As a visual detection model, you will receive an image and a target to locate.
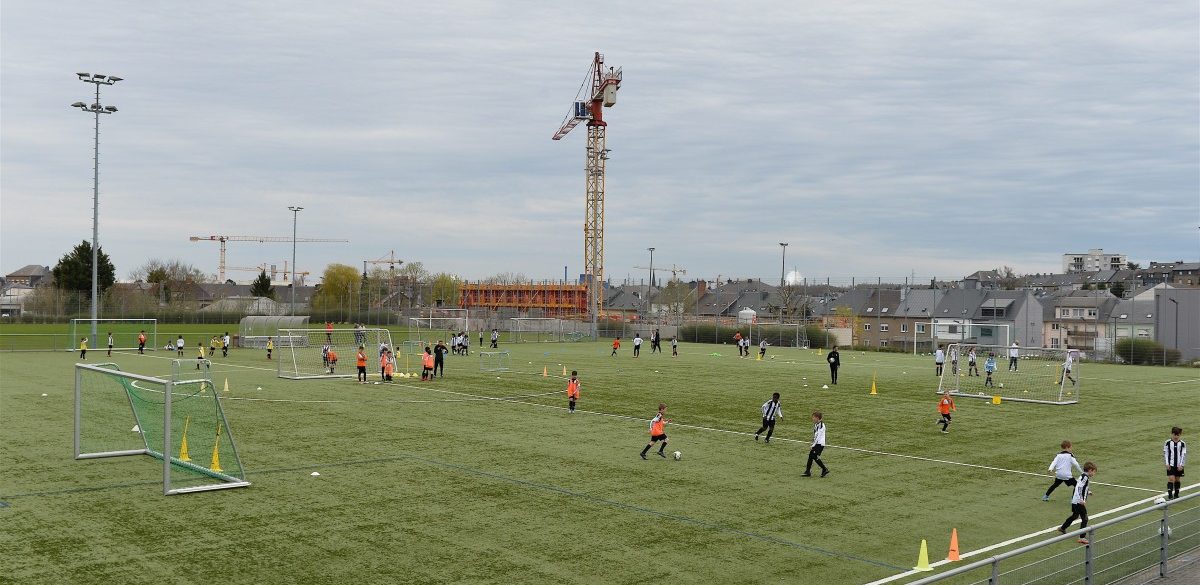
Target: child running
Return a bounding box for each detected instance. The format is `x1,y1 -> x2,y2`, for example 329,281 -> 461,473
802,411 -> 829,477
671,336 -> 678,357
611,337 -> 621,357
936,390 -> 957,433
639,403 -> 672,459
1058,462 -> 1097,544
566,371 -> 580,414
1059,349 -> 1077,387
754,393 -> 782,443
1044,440 -> 1084,501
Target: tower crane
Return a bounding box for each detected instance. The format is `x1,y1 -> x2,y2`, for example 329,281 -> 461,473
633,264 -> 687,283
553,51 -> 622,335
226,263 -> 311,284
361,250 -> 403,278
188,234 -> 349,282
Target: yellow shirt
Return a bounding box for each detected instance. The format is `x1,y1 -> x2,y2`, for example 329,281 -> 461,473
267,340 -> 274,350
80,339 -> 88,350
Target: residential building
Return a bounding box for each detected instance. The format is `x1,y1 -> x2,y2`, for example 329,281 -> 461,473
1154,287 -> 1200,362
1040,291 -> 1119,352
1063,249 -> 1126,273
4,265 -> 51,287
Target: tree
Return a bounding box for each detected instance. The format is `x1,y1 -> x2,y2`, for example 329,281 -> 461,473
995,265 -> 1021,290
654,279 -> 695,316
482,272 -> 528,285
1126,261 -> 1142,270
396,261 -> 429,283
51,240 -> 116,293
831,306 -> 862,346
310,264 -> 360,312
430,272 -> 461,307
129,258 -> 210,304
1109,281 -> 1126,298
250,270 -> 276,299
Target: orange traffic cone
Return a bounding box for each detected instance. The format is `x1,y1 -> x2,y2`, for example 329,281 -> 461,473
946,528 -> 961,561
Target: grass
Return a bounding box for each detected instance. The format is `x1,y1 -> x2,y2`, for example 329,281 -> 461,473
1,338 -> 1197,584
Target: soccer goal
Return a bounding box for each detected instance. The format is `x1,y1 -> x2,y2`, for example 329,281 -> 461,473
510,317 -> 566,343
71,318 -> 157,352
410,309 -> 469,343
74,360 -> 249,495
277,328 -> 394,379
479,351 -> 511,372
936,343 -> 1080,405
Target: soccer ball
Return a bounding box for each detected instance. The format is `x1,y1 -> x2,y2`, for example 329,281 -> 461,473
256,386 -> 263,391
1154,497 -> 1167,505
998,383 -> 1004,388
673,451 -> 682,461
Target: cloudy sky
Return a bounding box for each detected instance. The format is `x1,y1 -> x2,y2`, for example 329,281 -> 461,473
2,1 -> 1197,286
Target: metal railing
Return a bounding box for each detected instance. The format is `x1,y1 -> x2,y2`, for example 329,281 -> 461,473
905,492 -> 1198,585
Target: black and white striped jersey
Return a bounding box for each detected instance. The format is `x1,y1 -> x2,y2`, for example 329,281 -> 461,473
1164,439 -> 1187,468
760,400 -> 782,421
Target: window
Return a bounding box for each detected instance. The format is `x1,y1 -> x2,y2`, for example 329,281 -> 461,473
1087,309 -> 1097,317
901,323 -> 909,333
1050,338 -> 1060,348
1060,308 -> 1071,317
880,324 -> 889,332
1072,309 -> 1084,317
1136,328 -> 1150,338
880,340 -> 889,346
881,307 -> 889,313
979,327 -> 993,338
917,324 -> 926,333
1051,323 -> 1060,330
864,323 -> 871,331
981,307 -> 1006,318
948,325 -> 959,334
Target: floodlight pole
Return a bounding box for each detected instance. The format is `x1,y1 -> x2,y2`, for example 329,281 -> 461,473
73,73 -> 121,338
647,247 -> 655,318
1168,297 -> 1179,361
288,206 -> 304,315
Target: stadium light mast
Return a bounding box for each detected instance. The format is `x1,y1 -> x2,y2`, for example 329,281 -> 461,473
288,206 -> 304,315
647,247 -> 655,316
72,72 -> 122,339
779,243 -> 788,287
553,52 -> 622,339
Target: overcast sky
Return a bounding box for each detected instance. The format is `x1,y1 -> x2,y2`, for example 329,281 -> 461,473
2,1 -> 1197,286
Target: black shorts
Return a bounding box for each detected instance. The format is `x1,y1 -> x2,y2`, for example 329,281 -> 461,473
1168,466 -> 1185,477
968,361 -> 976,366
357,366 -> 367,374
650,433 -> 667,442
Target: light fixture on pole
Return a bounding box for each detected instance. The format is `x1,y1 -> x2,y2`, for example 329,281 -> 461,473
288,206 -> 304,315
647,247 -> 655,313
72,72 -> 122,339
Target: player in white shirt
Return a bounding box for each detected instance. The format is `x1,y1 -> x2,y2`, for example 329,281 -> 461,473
1165,427 -> 1187,500
632,334 -> 643,358
754,393 -> 783,443
802,411 -> 829,477
1059,350 -> 1077,386
934,346 -> 946,376
1058,461 -> 1097,544
1008,342 -> 1020,371
1044,440 -> 1084,501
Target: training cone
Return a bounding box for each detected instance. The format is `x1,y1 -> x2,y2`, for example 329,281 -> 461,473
223,378 -> 230,393
870,372 -> 878,395
991,395 -> 1002,405
913,539 -> 933,571
946,528 -> 961,562
543,367 -> 548,378
178,416 -> 192,462
210,424 -> 223,473
562,366 -> 567,376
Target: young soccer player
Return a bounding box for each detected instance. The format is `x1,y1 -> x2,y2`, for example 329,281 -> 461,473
325,321 -> 334,342
421,347 -> 434,381
651,329 -> 662,354
490,328 -> 499,348
1165,427 -> 1186,500
639,403 -> 672,459
356,346 -> 368,383
1008,341 -> 1020,371
222,332 -> 231,357
1044,440 -> 1083,501
321,343 -> 331,369
1059,349 -> 1077,387
754,392 -> 782,443
196,342 -> 205,369
949,345 -> 959,375
967,346 -> 979,377
984,352 -> 997,388
802,411 -> 829,477
828,346 -> 840,385
671,336 -> 678,357
176,335 -> 185,357
1058,462 -> 1097,544
611,337 -> 621,357
106,332 -> 114,357
266,337 -> 273,360
566,371 -> 580,413
209,336 -> 218,357
934,345 -> 946,376
936,390 -> 956,433
327,348 -> 338,374
137,330 -> 146,354
79,337 -> 88,359
633,334 -> 642,358
758,339 -> 768,359
382,351 -> 395,382
733,331 -> 744,356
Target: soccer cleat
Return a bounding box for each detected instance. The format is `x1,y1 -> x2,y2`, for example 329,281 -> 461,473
1042,495 -> 1050,501
941,429 -> 949,434
801,472 -> 812,477
763,438 -> 770,444
640,453 -> 647,460
754,434 -> 759,441
1058,528 -> 1066,535
820,469 -> 829,478
1077,538 -> 1089,545
657,451 -> 667,458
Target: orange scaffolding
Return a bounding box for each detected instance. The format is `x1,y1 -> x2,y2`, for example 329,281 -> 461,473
459,282 -> 589,317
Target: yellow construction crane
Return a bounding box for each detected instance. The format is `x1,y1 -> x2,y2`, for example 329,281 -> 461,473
554,51 -> 622,335
188,234 -> 348,282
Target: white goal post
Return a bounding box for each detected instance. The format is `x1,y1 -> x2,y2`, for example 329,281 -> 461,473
479,351 -> 511,372
277,328 -> 394,379
70,318 -> 157,352
936,343 -> 1080,405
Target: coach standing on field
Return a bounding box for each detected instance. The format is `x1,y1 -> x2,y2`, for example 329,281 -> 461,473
827,346 -> 841,385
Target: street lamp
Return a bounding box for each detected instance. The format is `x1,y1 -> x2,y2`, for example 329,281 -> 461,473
72,72 -> 122,339
647,247 -> 655,312
288,206 -> 304,315
779,243 -> 788,287
1168,297 -> 1179,363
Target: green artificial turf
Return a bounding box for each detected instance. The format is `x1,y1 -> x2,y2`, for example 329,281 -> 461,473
1,339 -> 1196,584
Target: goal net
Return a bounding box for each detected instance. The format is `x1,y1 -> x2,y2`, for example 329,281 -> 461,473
74,361 -> 249,495
936,343 -> 1080,405
410,309 -> 469,343
277,328 -> 394,379
71,318 -> 157,352
915,322 -> 1011,354
479,351 -> 511,372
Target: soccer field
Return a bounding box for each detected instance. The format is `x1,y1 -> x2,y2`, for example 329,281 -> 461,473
1,341 -> 1197,584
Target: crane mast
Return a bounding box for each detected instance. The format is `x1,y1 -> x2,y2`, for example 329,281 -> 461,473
554,52 -> 622,336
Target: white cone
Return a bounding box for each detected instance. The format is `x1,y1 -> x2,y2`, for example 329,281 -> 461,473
41,393 -> 48,397
821,385 -> 829,389
310,471 -> 321,476
131,425 -> 140,432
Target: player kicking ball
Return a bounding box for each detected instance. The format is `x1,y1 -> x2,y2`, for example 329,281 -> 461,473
639,403 -> 672,459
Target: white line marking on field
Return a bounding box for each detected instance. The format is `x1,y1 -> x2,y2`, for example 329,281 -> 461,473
401,383 -> 1156,493
1160,378 -> 1200,385
862,483 -> 1198,585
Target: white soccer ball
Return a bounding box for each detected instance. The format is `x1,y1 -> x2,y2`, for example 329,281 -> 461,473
999,383 -> 1004,388
256,386 -> 263,391
673,451 -> 682,461
1160,526 -> 1173,537
1154,497 -> 1167,505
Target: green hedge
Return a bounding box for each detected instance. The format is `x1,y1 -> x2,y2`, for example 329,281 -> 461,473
1114,338 -> 1181,366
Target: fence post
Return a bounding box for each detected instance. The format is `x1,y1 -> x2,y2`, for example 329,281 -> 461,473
1159,506 -> 1169,577
989,559 -> 999,584
1084,528 -> 1095,585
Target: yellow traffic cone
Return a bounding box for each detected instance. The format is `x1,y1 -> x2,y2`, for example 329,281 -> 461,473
870,372 -> 878,395
913,539 -> 933,571
562,366 -> 567,376
210,423 -> 223,473
178,416 -> 191,462
543,367 -> 548,378
223,378 -> 230,393
946,528 -> 961,562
